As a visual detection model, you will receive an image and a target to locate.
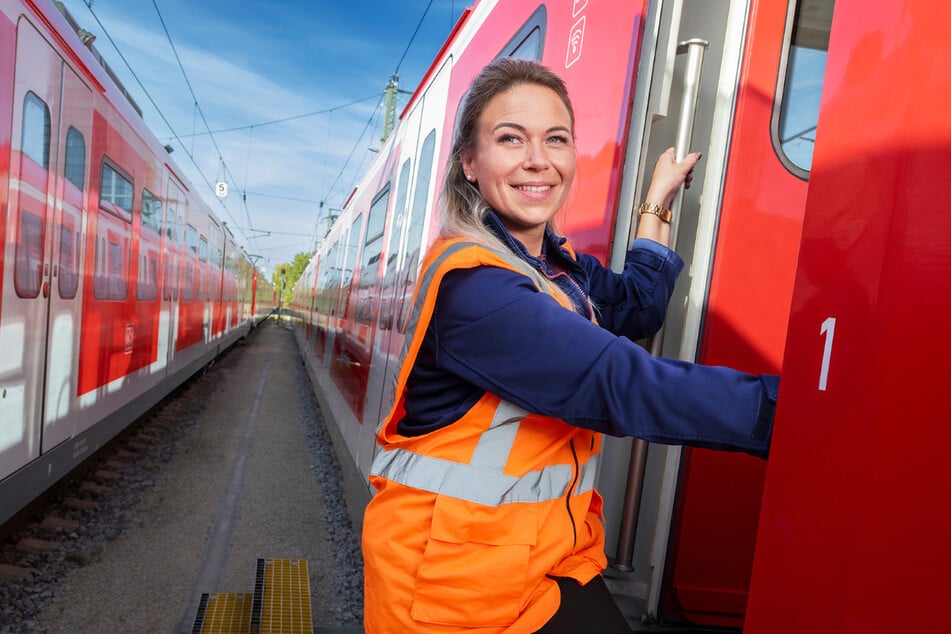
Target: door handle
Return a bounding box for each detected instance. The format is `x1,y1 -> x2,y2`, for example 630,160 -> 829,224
669,38 -> 709,246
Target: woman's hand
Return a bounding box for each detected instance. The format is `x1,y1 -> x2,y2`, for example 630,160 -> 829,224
634,148 -> 702,247
644,147 -> 702,209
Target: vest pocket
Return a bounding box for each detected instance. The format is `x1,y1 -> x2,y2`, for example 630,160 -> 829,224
411,495 -> 538,627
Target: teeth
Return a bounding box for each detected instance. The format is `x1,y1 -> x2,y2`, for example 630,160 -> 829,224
517,185 -> 550,192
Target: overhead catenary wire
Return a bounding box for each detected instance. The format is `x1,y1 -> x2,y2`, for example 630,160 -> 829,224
320,97 -> 386,210
317,0 -> 438,220
148,0 -> 258,243
162,94 -> 383,140
78,0 -> 457,264
392,0 -> 435,76
75,0 -> 255,251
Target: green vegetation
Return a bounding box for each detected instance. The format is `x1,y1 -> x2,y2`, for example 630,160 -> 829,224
272,251 -> 313,306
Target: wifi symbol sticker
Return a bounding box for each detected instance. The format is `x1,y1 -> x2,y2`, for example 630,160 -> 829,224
566,16 -> 586,68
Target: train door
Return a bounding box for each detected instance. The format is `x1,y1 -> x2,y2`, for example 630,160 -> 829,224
746,1 -> 950,630
603,0 -> 830,625
207,216 -> 223,340
161,176 -> 185,369
43,61 -> 92,450
0,18 -> 84,481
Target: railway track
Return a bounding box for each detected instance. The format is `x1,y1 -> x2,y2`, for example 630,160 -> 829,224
0,323 -> 365,634
0,363 -> 218,632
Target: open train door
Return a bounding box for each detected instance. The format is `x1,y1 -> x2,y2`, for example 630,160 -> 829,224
604,0 -> 833,626
746,0 -> 951,631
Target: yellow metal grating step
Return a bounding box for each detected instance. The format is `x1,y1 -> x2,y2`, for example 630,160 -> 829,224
191,593 -> 254,634
251,558 -> 313,634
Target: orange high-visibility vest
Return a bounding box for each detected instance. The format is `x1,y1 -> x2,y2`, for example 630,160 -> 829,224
363,238 -> 606,633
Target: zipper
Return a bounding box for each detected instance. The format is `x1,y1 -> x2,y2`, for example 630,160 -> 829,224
544,269 -> 596,321
566,438 -> 580,548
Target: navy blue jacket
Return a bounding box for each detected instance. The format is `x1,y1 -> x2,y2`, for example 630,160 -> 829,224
399,211 -> 778,458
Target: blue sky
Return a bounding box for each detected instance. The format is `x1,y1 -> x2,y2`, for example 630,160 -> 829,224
56,0 -> 467,275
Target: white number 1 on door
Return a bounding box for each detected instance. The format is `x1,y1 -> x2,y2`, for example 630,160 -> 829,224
819,317 -> 836,391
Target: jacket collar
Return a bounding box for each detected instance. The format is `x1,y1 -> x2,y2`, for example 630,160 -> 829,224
483,210 -> 576,271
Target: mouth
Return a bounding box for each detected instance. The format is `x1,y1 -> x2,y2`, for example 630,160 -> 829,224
513,184 -> 554,193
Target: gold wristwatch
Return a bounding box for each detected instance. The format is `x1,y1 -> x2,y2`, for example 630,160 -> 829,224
637,202 -> 672,223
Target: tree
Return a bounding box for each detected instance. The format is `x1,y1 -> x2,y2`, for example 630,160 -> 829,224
271,251 -> 314,306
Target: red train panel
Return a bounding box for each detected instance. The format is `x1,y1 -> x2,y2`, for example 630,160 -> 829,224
746,1 -> 951,631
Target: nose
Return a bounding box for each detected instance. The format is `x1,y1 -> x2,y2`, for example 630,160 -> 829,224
522,139 -> 549,170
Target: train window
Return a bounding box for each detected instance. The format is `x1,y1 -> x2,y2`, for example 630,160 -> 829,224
387,158 -> 412,273
404,130 -> 437,280
186,225 -> 198,254
394,130 -> 437,332
337,217 -> 362,315
100,161 -> 134,218
165,183 -> 185,243
14,211 -> 44,298
22,92 -> 50,168
501,5 -> 546,61
141,189 -> 162,235
774,0 -> 835,175
182,261 -> 194,301
58,216 -> 80,299
362,188 -> 389,287
93,226 -> 128,300
356,187 -> 390,325
64,127 -> 86,189
318,242 -> 339,315
137,251 -> 158,301
199,237 -> 209,300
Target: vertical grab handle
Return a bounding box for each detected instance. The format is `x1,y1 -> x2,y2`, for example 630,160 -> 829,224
615,37 -> 710,573
669,38 -> 709,249
649,37 -> 708,357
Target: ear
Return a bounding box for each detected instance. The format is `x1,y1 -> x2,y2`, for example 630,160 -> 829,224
461,151 -> 475,180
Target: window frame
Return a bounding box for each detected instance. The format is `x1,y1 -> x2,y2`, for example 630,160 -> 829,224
770,0 -> 835,179
99,158 -> 134,221
22,91 -> 51,169
64,126 -> 86,190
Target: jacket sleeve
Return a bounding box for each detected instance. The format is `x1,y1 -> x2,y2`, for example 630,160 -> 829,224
429,265 -> 777,458
577,238 -> 684,339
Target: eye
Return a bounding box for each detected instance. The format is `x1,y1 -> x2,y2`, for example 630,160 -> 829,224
547,134 -> 571,145
497,133 -> 523,145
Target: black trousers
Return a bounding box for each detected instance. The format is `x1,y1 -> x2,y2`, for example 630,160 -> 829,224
534,576 -> 633,633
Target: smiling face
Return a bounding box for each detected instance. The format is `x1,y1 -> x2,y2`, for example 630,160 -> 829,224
461,83 -> 576,255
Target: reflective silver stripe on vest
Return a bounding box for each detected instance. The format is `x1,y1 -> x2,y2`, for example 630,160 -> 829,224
576,452 -> 600,495
370,399 -> 599,506
371,445 -> 576,506
469,400 -> 527,472
374,240 -> 595,506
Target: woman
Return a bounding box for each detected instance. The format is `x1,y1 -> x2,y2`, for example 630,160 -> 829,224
362,58 -> 778,633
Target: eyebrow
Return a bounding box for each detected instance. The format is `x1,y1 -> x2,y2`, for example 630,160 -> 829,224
491,122 -> 572,135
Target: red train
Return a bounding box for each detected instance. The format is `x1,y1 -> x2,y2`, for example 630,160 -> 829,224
0,0 -> 273,527
292,0 -> 951,630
